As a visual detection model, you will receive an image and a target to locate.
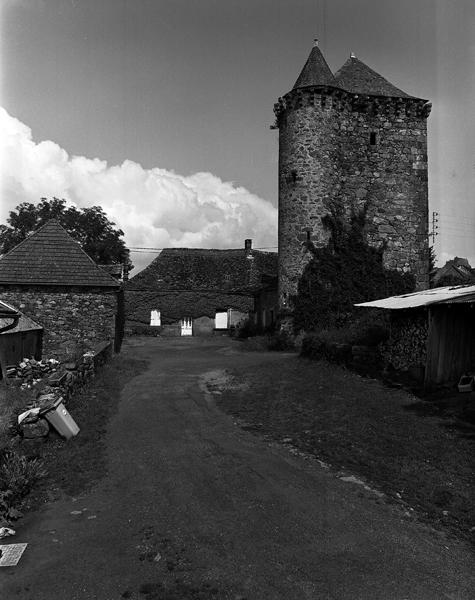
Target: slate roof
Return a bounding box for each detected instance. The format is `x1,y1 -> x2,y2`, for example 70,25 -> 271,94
127,247 -> 278,294
334,56 -> 412,98
0,219 -> 119,287
293,43 -> 339,90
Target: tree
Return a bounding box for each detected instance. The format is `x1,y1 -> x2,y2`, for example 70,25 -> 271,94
0,198 -> 132,270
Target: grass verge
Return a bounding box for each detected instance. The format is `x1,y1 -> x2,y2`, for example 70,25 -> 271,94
1,353 -> 148,515
215,355 -> 475,543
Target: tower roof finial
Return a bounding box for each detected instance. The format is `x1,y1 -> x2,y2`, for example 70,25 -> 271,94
313,38 -> 319,47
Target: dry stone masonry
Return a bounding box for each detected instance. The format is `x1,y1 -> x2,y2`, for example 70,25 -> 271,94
274,44 -> 431,310
0,287 -> 117,358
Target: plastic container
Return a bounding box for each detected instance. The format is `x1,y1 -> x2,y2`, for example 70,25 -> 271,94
43,398 -> 80,439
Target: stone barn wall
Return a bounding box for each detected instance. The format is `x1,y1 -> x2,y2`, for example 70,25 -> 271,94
0,286 -> 118,359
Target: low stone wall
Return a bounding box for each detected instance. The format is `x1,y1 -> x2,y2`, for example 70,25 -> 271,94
17,341 -> 113,440
0,286 -> 118,359
11,341 -> 112,398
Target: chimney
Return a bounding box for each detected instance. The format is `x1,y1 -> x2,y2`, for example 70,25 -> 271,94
244,239 -> 252,252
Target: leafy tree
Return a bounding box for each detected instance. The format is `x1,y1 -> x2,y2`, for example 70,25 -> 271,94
0,198 -> 132,270
292,204 -> 415,332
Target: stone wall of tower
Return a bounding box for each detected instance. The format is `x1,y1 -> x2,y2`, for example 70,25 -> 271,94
276,88 -> 431,309
277,90 -> 340,307
335,96 -> 430,289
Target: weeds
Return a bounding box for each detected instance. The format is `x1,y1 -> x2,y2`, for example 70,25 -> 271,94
0,448 -> 46,521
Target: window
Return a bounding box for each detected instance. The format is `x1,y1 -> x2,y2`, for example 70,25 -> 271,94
215,311 -> 228,329
150,310 -> 161,326
370,131 -> 377,146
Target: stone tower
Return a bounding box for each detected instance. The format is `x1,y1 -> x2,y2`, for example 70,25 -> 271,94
274,41 -> 431,313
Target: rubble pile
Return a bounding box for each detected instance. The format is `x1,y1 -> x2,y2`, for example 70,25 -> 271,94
6,358 -> 60,389
8,343 -> 111,440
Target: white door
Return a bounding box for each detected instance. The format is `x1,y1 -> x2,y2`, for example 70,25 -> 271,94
181,317 -> 193,336
150,310 -> 161,326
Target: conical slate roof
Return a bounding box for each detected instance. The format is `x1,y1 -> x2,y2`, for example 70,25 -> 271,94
334,56 -> 411,98
293,43 -> 339,90
0,219 -> 119,287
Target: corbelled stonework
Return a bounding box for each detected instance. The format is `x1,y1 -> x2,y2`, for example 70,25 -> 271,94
275,48 -> 431,310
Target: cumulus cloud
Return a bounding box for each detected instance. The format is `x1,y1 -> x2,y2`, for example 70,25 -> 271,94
0,107 -> 277,273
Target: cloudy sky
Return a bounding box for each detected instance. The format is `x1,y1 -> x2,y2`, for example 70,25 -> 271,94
1,0 -> 474,272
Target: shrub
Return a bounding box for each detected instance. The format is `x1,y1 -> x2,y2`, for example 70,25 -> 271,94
347,310 -> 389,346
234,318 -> 258,339
266,330 -> 295,351
301,330 -> 352,364
0,448 -> 46,508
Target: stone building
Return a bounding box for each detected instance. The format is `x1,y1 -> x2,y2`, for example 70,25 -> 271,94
0,219 -> 123,358
125,240 -> 277,336
274,42 -> 432,312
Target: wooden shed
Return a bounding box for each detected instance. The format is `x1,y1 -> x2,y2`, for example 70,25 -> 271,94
0,302 -> 43,366
356,284 -> 475,388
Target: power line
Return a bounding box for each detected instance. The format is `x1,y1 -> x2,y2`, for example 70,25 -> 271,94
128,246 -> 278,253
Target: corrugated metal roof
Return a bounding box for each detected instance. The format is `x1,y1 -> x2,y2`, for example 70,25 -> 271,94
355,284 -> 475,310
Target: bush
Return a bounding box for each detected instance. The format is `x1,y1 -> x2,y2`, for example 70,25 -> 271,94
347,310 -> 389,346
266,330 -> 295,351
301,330 -> 352,364
234,318 -> 258,339
0,448 -> 46,510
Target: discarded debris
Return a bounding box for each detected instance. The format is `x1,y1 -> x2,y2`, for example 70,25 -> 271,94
0,543 -> 28,567
0,528 -> 15,539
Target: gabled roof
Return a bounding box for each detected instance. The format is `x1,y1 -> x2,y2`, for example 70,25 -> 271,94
127,247 -> 278,294
433,257 -> 475,286
334,56 -> 412,98
0,219 -> 119,287
355,284 -> 475,310
293,43 -> 339,90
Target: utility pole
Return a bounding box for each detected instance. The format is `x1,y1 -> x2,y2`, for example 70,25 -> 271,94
429,211 -> 439,244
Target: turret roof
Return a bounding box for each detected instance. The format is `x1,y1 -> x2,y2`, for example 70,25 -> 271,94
334,56 -> 412,98
293,42 -> 339,90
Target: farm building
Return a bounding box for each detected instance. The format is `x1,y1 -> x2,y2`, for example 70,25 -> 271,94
125,240 -> 277,336
0,219 -> 123,359
356,285 -> 475,387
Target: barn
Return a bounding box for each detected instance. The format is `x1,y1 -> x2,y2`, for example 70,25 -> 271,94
125,240 -> 277,336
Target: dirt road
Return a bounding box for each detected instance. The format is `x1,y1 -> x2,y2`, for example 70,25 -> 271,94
2,337 -> 474,599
